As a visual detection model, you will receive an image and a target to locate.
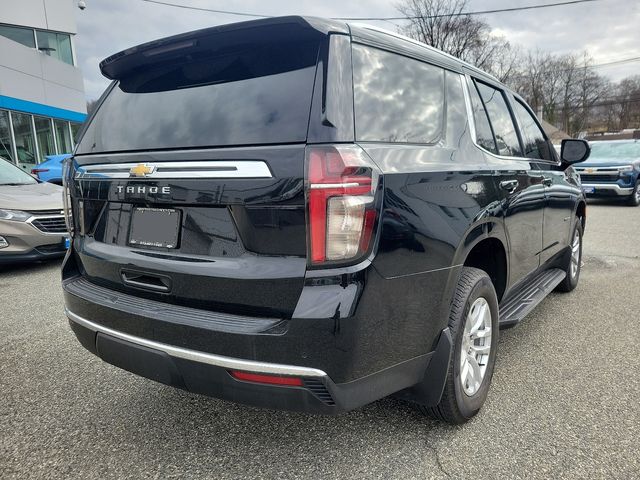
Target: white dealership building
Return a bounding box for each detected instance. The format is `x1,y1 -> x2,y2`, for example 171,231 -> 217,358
0,0 -> 86,172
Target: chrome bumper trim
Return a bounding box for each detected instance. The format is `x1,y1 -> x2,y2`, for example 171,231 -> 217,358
65,309 -> 327,378
581,183 -> 634,195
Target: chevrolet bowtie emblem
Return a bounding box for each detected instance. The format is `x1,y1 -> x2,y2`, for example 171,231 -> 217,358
129,163 -> 156,177
585,168 -> 595,173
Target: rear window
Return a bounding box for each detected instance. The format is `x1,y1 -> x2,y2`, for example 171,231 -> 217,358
77,40 -> 320,154
352,44 -> 445,144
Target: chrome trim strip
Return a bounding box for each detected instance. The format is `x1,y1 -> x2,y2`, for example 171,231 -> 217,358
581,183 -> 634,195
75,161 -> 273,179
65,309 -> 328,378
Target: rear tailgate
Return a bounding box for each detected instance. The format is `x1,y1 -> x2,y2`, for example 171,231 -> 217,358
68,20 -> 328,318
71,146 -> 306,318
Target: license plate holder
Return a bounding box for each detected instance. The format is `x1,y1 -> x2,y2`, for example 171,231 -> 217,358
129,207 -> 181,249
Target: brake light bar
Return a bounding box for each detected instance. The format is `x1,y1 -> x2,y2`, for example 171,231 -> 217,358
230,370 -> 304,387
306,145 -> 380,266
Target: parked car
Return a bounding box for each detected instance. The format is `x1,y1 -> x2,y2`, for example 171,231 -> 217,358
0,159 -> 69,263
32,154 -> 71,185
62,17 -> 590,424
574,140 -> 640,206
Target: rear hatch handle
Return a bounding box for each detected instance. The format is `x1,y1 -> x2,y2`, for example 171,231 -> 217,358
121,269 -> 172,293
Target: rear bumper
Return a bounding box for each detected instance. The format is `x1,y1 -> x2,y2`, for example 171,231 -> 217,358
581,183 -> 634,196
67,308 -> 442,414
62,237 -> 457,413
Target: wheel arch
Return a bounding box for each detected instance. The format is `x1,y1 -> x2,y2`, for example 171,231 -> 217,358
450,219 -> 509,302
575,200 -> 586,230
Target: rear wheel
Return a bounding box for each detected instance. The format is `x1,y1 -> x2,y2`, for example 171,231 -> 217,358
556,219 -> 583,292
420,267 -> 499,424
627,180 -> 640,206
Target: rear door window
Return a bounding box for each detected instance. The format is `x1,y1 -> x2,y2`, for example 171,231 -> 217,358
474,80 -> 522,157
77,40 -> 320,154
468,80 -> 498,154
512,99 -> 554,161
352,44 -> 445,144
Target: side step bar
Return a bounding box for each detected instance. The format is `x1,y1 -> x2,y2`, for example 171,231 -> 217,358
499,268 -> 566,328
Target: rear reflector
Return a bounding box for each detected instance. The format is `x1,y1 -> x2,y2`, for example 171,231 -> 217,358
306,145 -> 380,265
230,370 -> 304,387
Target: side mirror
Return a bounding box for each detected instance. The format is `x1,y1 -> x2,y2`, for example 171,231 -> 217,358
561,139 -> 590,166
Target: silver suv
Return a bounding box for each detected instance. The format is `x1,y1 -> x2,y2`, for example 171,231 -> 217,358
0,159 -> 68,263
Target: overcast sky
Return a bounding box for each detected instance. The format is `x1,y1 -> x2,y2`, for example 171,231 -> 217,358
75,0 -> 640,100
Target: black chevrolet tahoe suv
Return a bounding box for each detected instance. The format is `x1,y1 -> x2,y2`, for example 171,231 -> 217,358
62,17 -> 591,424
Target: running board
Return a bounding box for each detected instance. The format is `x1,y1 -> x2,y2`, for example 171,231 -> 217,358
498,268 -> 566,328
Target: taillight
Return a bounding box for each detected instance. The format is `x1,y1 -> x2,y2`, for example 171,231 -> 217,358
306,145 -> 380,266
31,168 -> 49,176
62,157 -> 74,236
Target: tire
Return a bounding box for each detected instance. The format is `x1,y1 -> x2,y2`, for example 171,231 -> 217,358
626,180 -> 640,206
420,267 -> 499,424
555,219 -> 583,293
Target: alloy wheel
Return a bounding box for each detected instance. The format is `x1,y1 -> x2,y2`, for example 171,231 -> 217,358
460,297 -> 492,396
570,228 -> 581,279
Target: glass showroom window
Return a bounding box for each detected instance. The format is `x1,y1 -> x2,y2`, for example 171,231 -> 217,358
0,110 -> 15,163
36,30 -> 73,65
34,116 -> 55,162
70,122 -> 82,145
54,119 -> 73,154
11,112 -> 37,171
0,24 -> 36,48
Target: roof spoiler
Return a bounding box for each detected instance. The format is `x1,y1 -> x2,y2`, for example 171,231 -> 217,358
99,16 -> 348,80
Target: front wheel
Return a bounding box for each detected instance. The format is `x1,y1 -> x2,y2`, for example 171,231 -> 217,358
627,180 -> 640,206
420,267 -> 499,424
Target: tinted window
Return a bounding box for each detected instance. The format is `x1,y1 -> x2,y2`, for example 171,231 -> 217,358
70,122 -> 82,145
352,44 -> 444,144
77,41 -> 319,154
0,25 -> 35,48
36,31 -> 73,65
0,110 -> 14,162
34,116 -> 55,162
54,119 -> 73,154
11,112 -> 37,171
475,81 -> 521,157
468,79 -> 497,154
512,99 -> 553,161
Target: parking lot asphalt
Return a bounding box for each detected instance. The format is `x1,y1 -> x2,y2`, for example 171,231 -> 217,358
1,200 -> 639,480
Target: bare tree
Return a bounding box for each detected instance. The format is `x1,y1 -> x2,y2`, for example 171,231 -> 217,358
511,52 -> 609,136
616,76 -> 640,129
396,0 -> 518,83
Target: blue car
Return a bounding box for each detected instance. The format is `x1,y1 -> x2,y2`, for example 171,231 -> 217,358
574,140 -> 640,206
31,154 -> 71,185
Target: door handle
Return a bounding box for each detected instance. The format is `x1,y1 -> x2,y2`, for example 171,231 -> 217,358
542,177 -> 553,187
499,179 -> 519,193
